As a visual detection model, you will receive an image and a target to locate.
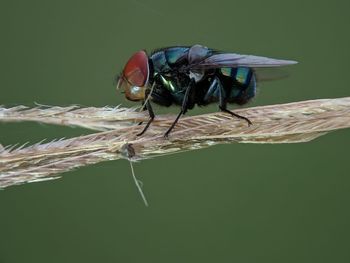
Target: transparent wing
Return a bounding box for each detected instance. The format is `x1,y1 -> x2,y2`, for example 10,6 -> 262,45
190,53 -> 298,69
254,68 -> 292,82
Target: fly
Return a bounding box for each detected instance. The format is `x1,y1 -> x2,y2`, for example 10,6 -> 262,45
115,44 -> 297,137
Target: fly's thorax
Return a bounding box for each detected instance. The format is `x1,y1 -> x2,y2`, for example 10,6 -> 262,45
150,47 -> 189,73
158,74 -> 177,93
148,71 -> 191,107
154,73 -> 189,94
151,51 -> 171,72
149,46 -> 212,95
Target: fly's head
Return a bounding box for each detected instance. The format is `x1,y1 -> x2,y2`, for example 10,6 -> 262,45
116,50 -> 150,101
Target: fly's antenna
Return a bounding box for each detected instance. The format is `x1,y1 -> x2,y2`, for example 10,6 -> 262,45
124,143 -> 149,207
115,76 -> 123,90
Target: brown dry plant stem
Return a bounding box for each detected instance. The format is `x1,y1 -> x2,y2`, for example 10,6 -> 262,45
0,104 -> 150,131
1,97 -> 350,189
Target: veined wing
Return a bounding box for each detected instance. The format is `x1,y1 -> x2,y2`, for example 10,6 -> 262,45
190,52 -> 298,69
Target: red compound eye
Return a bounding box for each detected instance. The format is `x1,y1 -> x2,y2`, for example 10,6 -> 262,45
123,50 -> 149,87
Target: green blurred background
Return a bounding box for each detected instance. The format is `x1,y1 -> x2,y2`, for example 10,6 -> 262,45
1,0 -> 350,262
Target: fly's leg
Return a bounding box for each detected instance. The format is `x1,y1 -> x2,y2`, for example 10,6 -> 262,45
219,106 -> 252,126
217,78 -> 252,126
137,101 -> 147,126
164,79 -> 195,138
137,90 -> 155,136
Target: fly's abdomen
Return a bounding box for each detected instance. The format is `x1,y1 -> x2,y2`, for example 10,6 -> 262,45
220,67 -> 257,105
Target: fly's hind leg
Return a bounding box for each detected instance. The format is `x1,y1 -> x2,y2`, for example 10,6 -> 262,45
217,78 -> 252,126
219,106 -> 252,126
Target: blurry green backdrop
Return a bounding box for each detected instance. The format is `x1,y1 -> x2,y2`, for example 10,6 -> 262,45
1,0 -> 350,262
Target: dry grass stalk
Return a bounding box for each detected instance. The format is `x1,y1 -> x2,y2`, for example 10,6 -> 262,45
1,97 -> 350,189
0,104 -> 149,131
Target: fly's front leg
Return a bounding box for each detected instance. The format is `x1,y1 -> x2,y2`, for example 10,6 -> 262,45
138,101 -> 147,126
137,90 -> 155,136
217,78 -> 252,126
164,78 -> 195,138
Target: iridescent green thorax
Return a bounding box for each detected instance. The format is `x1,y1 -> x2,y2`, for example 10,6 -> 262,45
159,75 -> 176,92
156,73 -> 189,105
151,47 -> 190,73
164,47 -> 189,64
